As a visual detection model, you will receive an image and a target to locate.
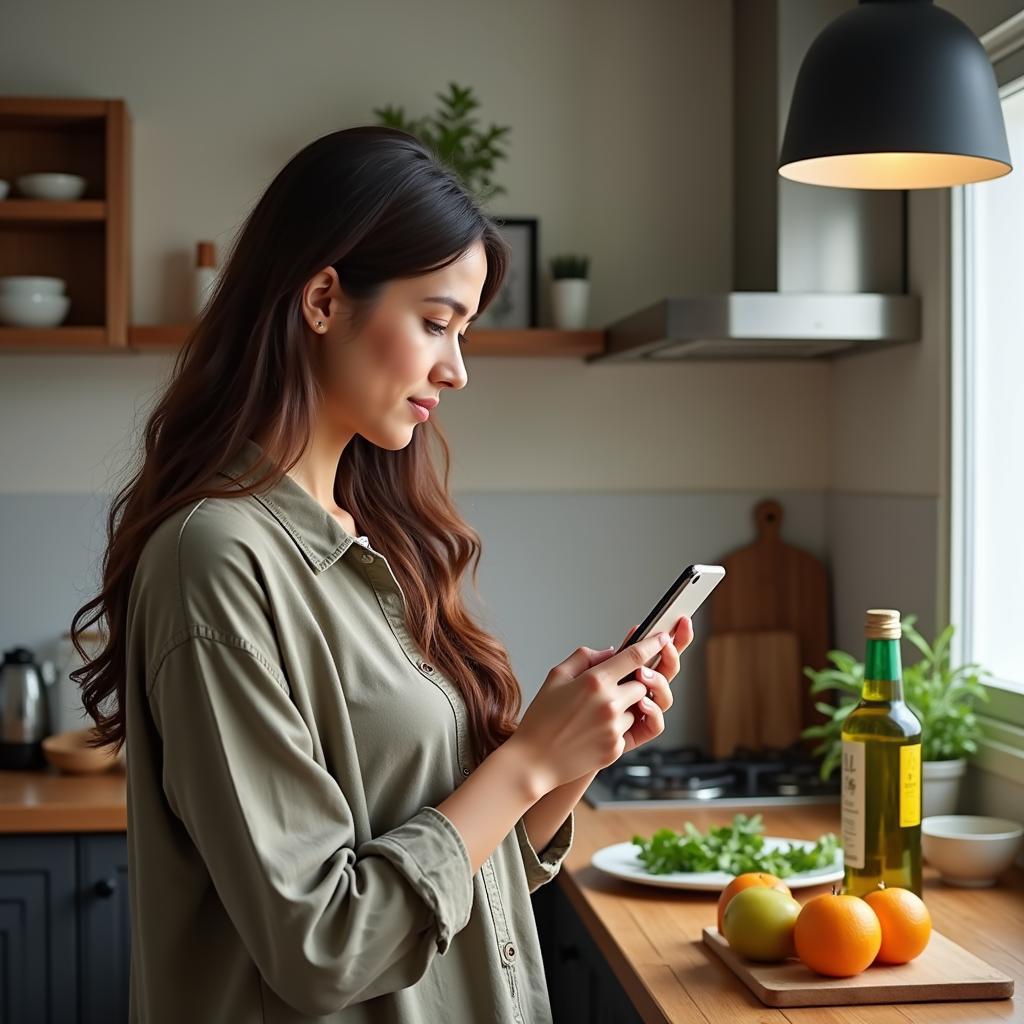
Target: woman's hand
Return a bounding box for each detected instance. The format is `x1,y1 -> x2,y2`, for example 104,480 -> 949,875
613,615 -> 693,753
508,631 -> 677,796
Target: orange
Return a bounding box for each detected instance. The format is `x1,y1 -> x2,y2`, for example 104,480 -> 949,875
793,893 -> 882,977
863,883 -> 932,964
717,872 -> 792,934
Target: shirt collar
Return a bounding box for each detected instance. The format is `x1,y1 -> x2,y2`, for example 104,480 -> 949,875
215,437 -> 356,573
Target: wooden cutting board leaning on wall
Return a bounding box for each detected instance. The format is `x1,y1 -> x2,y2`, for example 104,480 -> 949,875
705,630 -> 804,759
707,499 -> 832,747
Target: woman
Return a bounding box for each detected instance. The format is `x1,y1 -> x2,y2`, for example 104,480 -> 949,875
71,125 -> 693,1024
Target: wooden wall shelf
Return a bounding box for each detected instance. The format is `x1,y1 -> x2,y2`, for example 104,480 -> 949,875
0,325 -> 606,357
128,324 -> 607,358
0,99 -> 605,360
0,96 -> 131,345
0,326 -> 110,351
0,199 -> 107,224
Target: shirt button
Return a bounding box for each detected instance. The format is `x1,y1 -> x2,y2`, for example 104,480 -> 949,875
503,941 -> 516,960
420,662 -> 434,674
360,552 -> 374,564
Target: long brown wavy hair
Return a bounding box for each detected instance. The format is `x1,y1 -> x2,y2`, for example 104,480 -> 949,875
70,125 -> 518,764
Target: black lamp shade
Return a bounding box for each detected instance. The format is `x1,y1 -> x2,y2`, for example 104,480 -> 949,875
779,0 -> 1012,189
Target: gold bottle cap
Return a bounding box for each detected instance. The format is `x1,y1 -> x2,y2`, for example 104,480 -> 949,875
865,608 -> 901,639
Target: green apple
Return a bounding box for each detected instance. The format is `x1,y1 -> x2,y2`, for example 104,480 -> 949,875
722,886 -> 801,962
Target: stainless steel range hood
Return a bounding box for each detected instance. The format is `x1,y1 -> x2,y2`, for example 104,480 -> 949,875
588,0 -> 921,363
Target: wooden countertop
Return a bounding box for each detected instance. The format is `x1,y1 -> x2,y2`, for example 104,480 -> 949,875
560,800 -> 1024,1024
0,767 -> 126,832
1,768 -> 1021,1022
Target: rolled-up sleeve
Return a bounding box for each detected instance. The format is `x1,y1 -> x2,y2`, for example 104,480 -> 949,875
149,628 -> 474,1016
514,810 -> 574,893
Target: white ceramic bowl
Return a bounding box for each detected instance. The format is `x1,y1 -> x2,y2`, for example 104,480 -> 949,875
922,815 -> 1024,887
0,275 -> 66,296
16,172 -> 87,200
0,291 -> 70,327
0,179 -> 9,200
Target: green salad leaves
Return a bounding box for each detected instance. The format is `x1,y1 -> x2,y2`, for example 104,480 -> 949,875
631,813 -> 840,877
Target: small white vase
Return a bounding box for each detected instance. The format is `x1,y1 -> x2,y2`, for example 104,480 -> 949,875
551,278 -> 590,329
922,757 -> 967,818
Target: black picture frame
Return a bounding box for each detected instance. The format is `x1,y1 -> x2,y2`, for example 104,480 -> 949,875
474,216 -> 538,329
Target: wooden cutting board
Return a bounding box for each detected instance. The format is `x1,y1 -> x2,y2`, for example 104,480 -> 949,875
705,630 -> 803,758
702,927 -> 1014,1007
709,499 -> 832,732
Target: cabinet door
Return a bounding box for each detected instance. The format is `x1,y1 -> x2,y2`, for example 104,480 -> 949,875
0,834 -> 78,1024
533,881 -> 644,1024
77,834 -> 129,1024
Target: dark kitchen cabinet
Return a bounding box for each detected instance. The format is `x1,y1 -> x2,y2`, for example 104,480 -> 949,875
0,832 -> 129,1024
3,831 -> 626,1023
77,834 -> 131,1023
533,879 -> 643,1024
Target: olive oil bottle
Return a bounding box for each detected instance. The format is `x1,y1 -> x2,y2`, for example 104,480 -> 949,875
841,609 -> 923,897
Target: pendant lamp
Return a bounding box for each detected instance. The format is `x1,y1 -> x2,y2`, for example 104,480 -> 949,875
779,0 -> 1012,189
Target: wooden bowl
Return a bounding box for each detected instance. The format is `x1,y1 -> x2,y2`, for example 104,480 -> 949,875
42,727 -> 124,774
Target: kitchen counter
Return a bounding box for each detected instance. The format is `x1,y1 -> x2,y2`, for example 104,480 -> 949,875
0,766 -> 126,831
560,800 -> 1024,1023
2,769 -> 1020,1021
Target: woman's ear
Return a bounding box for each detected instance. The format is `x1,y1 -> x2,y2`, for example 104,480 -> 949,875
302,266 -> 347,334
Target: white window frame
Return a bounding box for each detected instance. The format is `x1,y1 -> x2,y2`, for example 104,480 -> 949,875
949,11 -> 1024,739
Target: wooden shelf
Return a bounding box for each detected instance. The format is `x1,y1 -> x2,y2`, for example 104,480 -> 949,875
0,324 -> 605,356
0,326 -> 116,351
129,324 -> 607,357
0,199 -> 107,224
0,95 -> 131,346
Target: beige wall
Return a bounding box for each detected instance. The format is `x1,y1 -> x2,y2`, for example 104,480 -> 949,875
826,1 -> 1022,501
828,188 -> 949,500
0,0 -> 838,497
0,0 -> 1018,506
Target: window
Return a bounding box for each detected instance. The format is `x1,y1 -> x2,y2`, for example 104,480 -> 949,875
951,32 -> 1024,746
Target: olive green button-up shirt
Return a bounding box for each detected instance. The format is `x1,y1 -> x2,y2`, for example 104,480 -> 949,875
124,437 -> 574,1023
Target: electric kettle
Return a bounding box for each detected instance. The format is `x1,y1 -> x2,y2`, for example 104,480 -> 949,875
0,647 -> 51,769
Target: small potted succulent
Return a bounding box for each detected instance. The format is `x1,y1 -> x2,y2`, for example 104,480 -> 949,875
802,615 -> 992,817
550,253 -> 590,329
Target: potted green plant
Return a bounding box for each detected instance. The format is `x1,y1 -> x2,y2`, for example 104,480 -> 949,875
801,614 -> 991,817
373,82 -> 511,205
550,253 -> 590,329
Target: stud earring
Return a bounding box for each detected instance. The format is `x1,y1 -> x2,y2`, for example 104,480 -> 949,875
314,320 -> 325,331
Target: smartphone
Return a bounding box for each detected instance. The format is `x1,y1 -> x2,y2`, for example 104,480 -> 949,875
616,563 -> 726,674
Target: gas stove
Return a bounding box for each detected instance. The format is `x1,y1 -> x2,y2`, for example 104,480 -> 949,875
583,744 -> 841,808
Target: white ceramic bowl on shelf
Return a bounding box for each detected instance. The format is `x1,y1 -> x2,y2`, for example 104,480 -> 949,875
15,172 -> 87,200
0,275 -> 66,296
0,291 -> 70,327
922,815 -> 1024,887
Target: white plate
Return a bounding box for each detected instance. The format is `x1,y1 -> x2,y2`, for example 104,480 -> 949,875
591,836 -> 844,891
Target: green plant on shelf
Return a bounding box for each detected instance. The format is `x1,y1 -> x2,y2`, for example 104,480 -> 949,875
373,82 -> 511,205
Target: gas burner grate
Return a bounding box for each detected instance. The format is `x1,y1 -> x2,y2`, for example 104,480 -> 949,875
588,743 -> 840,805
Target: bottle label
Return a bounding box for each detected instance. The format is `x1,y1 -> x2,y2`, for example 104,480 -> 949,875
900,743 -> 922,827
841,739 -> 865,869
